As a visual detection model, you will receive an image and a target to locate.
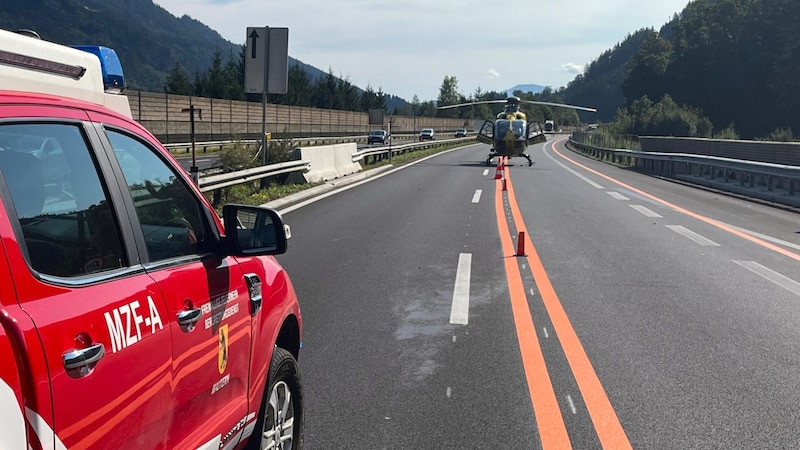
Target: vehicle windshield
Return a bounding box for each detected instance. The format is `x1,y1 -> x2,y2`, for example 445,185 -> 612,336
495,120 -> 525,138
369,130 -> 384,135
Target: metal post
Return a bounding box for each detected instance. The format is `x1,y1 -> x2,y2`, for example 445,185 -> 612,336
190,107 -> 197,183
260,28 -> 271,167
181,103 -> 201,184
261,93 -> 268,165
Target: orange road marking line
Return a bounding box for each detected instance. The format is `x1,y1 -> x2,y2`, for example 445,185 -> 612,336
504,167 -> 633,450
550,139 -> 800,263
495,176 -> 572,449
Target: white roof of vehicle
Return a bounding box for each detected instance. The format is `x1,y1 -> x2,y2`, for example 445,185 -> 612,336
0,28 -> 132,118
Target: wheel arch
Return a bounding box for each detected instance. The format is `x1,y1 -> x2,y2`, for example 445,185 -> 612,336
274,314 -> 301,360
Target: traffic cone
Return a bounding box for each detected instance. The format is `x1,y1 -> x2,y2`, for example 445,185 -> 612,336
516,231 -> 526,256
494,163 -> 503,180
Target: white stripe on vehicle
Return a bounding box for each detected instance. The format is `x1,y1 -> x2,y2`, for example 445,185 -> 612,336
0,378 -> 26,450
25,408 -> 67,450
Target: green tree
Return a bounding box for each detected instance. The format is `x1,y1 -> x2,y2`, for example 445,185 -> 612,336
614,94 -> 712,137
311,68 -> 338,109
222,48 -> 244,101
336,76 -> 361,111
417,101 -> 438,117
193,71 -> 208,97
284,63 -> 312,107
163,60 -> 194,95
437,75 -> 461,118
205,49 -> 226,99
622,31 -> 671,106
361,85 -> 387,112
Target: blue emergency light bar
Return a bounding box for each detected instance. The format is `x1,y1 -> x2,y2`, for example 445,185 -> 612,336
71,45 -> 126,93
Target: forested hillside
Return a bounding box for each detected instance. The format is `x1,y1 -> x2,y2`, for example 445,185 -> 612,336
562,29 -> 651,123
563,0 -> 800,139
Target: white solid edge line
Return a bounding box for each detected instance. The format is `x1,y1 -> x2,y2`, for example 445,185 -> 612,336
543,142 -> 604,189
277,144 -> 480,214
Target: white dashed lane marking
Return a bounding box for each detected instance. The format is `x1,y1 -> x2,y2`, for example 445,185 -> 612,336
472,190 -> 482,204
630,205 -> 663,218
449,253 -> 472,325
666,225 -> 720,247
734,261 -> 800,297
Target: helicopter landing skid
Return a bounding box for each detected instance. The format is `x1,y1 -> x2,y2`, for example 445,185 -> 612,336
523,154 -> 534,167
486,153 -> 534,167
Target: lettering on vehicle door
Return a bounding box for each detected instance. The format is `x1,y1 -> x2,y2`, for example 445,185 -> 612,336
104,296 -> 164,353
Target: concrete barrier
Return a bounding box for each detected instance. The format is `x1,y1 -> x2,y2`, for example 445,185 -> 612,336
331,143 -> 362,177
290,143 -> 363,183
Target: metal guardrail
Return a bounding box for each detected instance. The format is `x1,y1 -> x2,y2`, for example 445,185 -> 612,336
352,136 -> 475,164
197,160 -> 310,192
165,134 -> 422,155
568,135 -> 800,208
189,135 -> 472,192
165,139 -> 258,154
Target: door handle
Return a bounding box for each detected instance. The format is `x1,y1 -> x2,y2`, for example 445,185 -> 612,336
63,343 -> 105,371
177,308 -> 203,331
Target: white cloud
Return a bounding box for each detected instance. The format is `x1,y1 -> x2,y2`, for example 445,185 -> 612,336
486,69 -> 501,79
561,63 -> 584,75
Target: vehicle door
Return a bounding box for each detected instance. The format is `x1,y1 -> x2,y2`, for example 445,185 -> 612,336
0,111 -> 173,449
91,116 -> 253,450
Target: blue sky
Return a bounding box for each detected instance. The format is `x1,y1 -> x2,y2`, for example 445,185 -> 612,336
154,0 -> 691,102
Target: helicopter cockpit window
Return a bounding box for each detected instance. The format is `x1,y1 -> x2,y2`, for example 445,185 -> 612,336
495,120 -> 510,136
495,120 -> 526,138
512,120 -> 525,138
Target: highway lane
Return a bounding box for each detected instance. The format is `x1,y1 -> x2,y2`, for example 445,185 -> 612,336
277,143 -> 539,448
510,138 -> 800,448
275,138 -> 800,448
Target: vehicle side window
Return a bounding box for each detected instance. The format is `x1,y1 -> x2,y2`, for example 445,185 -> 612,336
104,129 -> 209,262
0,123 -> 126,277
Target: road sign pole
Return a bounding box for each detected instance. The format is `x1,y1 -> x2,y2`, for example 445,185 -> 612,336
261,28 -> 269,167
181,103 -> 201,184
261,92 -> 268,166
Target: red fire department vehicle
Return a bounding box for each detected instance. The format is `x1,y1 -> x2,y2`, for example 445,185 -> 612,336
0,28 -> 303,449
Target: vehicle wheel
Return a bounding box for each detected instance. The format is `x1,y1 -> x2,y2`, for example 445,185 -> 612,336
247,347 -> 304,450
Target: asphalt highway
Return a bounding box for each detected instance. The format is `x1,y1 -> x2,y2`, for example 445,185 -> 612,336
275,137 -> 800,449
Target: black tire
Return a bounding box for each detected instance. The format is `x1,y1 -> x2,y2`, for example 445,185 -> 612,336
247,347 -> 304,450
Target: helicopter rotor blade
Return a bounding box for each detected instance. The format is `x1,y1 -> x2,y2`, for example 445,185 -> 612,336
520,100 -> 597,113
437,99 -> 507,110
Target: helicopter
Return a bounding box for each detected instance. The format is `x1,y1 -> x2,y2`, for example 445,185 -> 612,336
438,96 -> 596,166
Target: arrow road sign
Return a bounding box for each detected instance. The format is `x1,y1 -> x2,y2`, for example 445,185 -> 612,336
244,26 -> 288,94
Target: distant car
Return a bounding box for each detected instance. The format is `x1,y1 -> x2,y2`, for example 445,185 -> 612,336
419,128 -> 435,141
454,128 -> 467,138
368,130 -> 389,145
